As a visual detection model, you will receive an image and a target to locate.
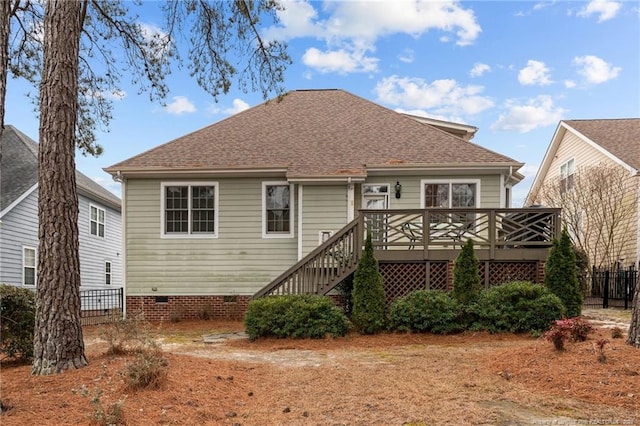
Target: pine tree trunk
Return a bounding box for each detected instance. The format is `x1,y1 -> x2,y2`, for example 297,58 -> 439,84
628,277 -> 640,348
0,0 -> 11,135
31,0 -> 87,375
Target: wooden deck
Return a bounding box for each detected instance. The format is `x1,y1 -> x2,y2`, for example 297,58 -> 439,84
253,207 -> 561,298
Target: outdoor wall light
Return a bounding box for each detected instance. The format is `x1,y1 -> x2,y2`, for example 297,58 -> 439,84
395,181 -> 402,199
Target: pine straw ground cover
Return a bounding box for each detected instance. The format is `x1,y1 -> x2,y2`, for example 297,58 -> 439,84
1,314 -> 639,425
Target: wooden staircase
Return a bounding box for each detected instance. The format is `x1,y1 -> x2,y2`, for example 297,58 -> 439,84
253,218 -> 362,298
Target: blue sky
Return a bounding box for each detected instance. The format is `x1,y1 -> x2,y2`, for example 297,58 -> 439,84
5,0 -> 639,206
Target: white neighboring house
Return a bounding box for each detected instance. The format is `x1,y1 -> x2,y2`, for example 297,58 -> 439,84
0,126 -> 123,306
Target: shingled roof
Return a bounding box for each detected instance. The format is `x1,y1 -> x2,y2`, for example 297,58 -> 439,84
106,89 -> 522,179
564,119 -> 640,171
1,125 -> 120,213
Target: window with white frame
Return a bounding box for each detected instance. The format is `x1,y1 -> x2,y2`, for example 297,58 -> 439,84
23,247 -> 36,286
422,180 -> 479,224
263,182 -> 293,237
105,261 -> 112,285
362,184 -> 389,209
90,205 -> 105,237
560,159 -> 575,193
162,183 -> 218,237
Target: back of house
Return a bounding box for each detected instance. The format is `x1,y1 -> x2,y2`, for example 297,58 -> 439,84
106,89 -> 535,320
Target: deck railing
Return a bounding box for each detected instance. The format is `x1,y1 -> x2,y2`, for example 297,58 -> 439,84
253,207 -> 561,298
360,207 -> 561,260
253,218 -> 362,298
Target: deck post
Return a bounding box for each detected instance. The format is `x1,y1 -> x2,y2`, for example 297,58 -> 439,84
489,210 -> 496,259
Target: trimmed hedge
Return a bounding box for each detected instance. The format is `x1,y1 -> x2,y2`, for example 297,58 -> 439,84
351,233 -> 386,334
388,290 -> 464,334
244,294 -> 351,340
0,284 -> 36,359
468,281 -> 566,333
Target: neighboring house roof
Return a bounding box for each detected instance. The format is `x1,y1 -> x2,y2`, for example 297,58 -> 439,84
1,125 -> 121,215
105,89 -> 522,181
526,118 -> 640,204
563,119 -> 640,171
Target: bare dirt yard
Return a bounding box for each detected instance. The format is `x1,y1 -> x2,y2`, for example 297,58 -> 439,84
1,309 -> 639,425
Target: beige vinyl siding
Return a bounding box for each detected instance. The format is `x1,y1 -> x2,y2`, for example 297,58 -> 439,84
301,185 -> 348,256
544,131 -> 614,182
125,178 -> 297,296
538,130 -> 638,266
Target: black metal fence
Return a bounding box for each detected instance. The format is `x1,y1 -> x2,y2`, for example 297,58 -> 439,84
80,287 -> 124,326
585,264 -> 637,309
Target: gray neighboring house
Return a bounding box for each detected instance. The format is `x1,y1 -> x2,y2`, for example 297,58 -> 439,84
0,125 -> 122,296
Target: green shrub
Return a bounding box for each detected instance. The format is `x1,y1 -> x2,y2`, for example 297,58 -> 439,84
335,275 -> 354,316
545,229 -> 583,317
0,284 -> 36,360
469,281 -> 565,333
351,233 -> 386,334
452,239 -> 482,305
388,290 -> 464,334
244,294 -> 351,340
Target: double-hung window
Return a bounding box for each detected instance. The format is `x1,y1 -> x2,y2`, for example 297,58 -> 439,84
162,182 -> 218,237
105,261 -> 112,285
421,180 -> 479,225
90,205 -> 105,237
263,182 -> 293,238
23,247 -> 36,286
560,159 -> 575,194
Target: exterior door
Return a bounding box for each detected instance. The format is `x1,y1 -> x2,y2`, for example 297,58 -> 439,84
362,185 -> 389,244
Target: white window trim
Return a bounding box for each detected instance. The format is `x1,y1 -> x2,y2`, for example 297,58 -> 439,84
89,204 -> 106,238
22,246 -> 37,286
420,179 -> 482,208
361,183 -> 390,209
560,158 -> 575,192
262,181 -> 294,239
160,182 -> 219,239
105,261 -> 112,285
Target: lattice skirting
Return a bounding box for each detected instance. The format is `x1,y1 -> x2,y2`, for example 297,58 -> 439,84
380,260 -> 543,302
380,261 -> 450,301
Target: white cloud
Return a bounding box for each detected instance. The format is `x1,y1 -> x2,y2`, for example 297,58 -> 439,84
264,1 -> 481,74
573,55 -> 621,84
578,0 -> 621,22
398,49 -> 415,64
302,47 -> 378,74
469,62 -> 491,77
164,96 -> 196,115
267,1 -> 481,45
491,95 -> 566,133
518,60 -> 552,86
564,80 -> 577,89
223,98 -> 250,115
375,75 -> 494,118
